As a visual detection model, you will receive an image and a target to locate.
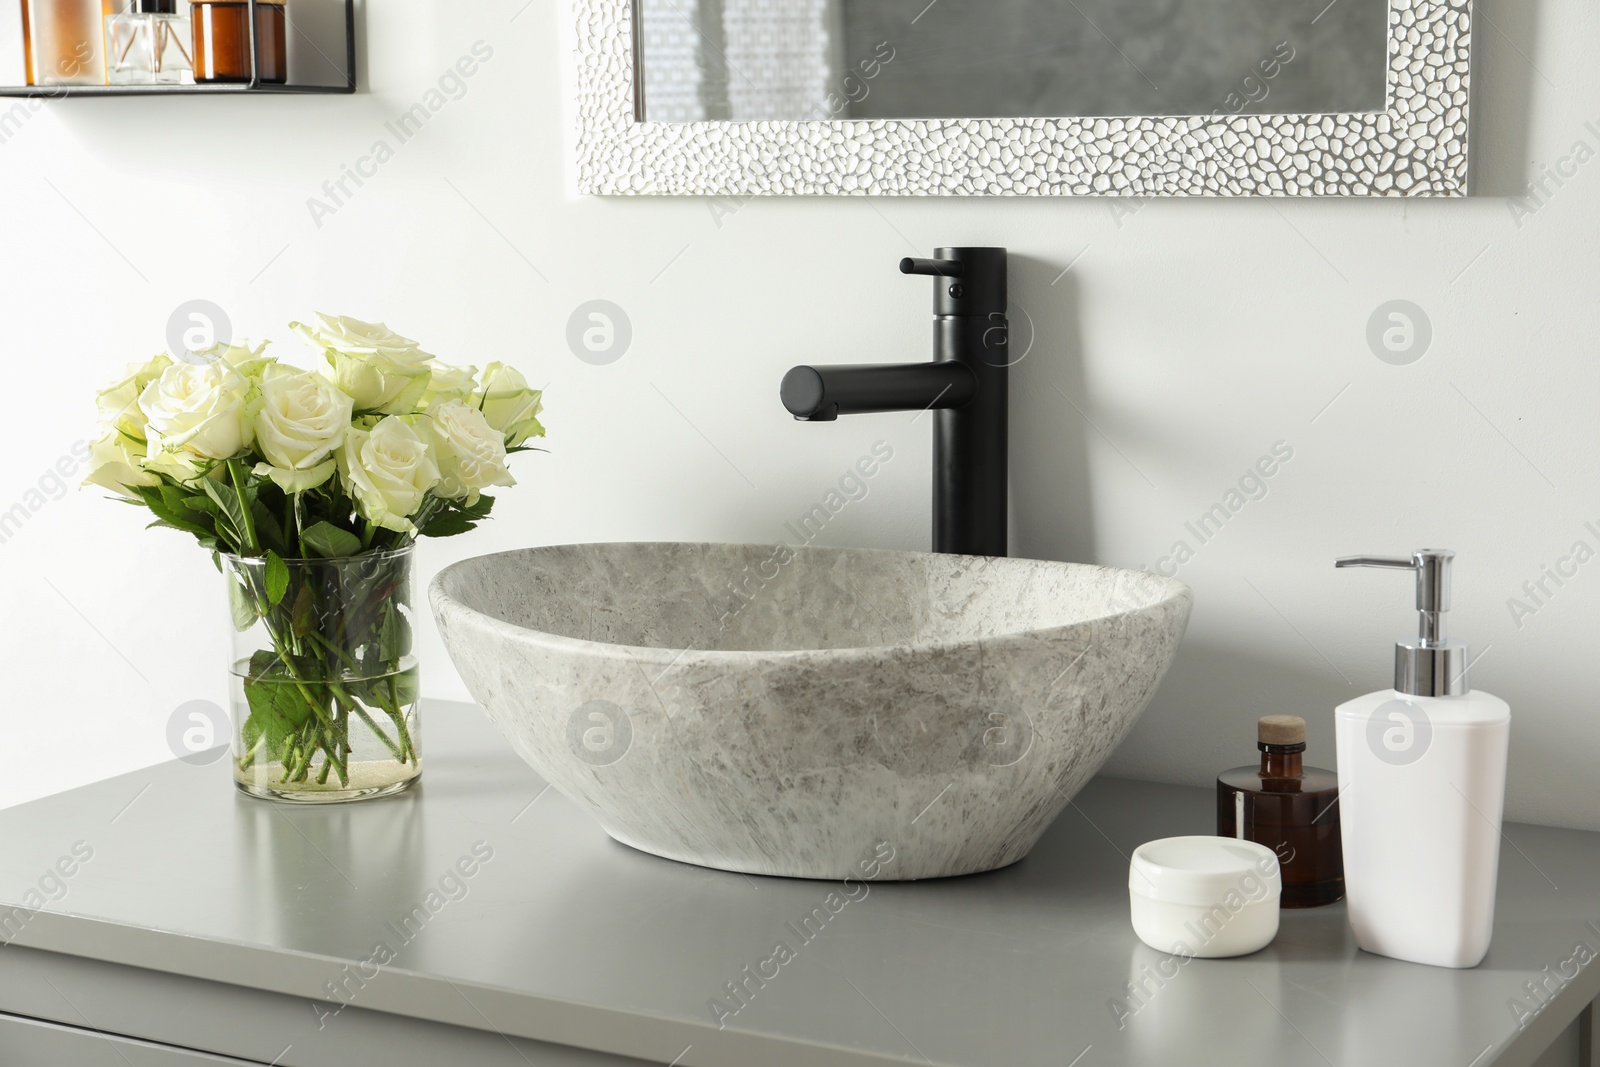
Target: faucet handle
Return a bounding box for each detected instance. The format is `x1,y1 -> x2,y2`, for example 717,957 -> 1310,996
900,257 -> 964,278
903,248 -> 1007,315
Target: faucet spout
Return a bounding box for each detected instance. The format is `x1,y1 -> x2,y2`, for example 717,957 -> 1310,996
780,362 -> 977,422
778,246 -> 1009,557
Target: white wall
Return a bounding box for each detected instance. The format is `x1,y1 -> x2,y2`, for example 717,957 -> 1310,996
1,0 -> 1595,832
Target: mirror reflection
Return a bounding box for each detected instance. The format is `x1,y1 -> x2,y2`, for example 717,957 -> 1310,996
636,0 -> 1388,122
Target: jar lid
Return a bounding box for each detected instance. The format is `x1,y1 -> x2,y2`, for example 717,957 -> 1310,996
1129,836 -> 1281,907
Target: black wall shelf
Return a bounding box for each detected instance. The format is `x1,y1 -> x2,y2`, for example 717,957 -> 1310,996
0,81 -> 352,96
0,0 -> 355,97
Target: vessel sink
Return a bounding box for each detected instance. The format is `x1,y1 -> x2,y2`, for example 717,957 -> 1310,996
431,543 -> 1191,879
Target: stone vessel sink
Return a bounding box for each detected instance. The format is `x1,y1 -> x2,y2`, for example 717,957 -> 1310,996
431,543 -> 1191,880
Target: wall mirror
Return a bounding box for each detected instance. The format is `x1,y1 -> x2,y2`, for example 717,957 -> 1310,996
574,0 -> 1472,197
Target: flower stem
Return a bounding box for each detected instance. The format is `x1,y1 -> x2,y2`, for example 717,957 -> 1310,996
281,723 -> 309,782
374,673 -> 417,764
236,730 -> 266,772
305,630 -> 411,765
349,703 -> 406,762
227,458 -> 259,553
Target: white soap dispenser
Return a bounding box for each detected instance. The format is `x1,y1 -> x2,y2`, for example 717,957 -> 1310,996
1333,549 -> 1510,969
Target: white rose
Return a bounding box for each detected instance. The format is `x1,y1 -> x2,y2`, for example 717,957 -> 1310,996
427,400 -> 514,504
291,313 -> 434,415
421,363 -> 479,410
83,429 -> 159,497
191,340 -> 273,380
337,416 -> 440,532
139,361 -> 258,483
251,365 -> 354,493
95,354 -> 171,440
474,362 -> 545,447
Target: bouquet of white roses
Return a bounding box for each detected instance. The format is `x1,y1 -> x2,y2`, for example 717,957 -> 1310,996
84,314 -> 544,797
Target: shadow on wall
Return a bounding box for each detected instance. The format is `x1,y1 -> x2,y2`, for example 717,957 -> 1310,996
1104,636 -> 1359,782
1008,254 -> 1097,565
1470,0 -> 1542,198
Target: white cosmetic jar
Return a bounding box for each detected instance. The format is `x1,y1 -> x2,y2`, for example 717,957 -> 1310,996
1128,836 -> 1281,958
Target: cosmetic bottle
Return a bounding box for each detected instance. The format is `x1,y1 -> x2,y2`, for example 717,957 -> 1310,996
1334,549 -> 1510,969
105,0 -> 191,85
191,0 -> 286,83
21,0 -> 110,85
1217,715 -> 1343,907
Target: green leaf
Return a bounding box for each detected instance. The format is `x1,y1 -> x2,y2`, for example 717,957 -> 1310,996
420,494 -> 495,538
134,485 -> 215,540
357,666 -> 419,713
264,551 -> 290,606
200,476 -> 249,552
376,603 -> 412,662
300,521 -> 362,558
229,580 -> 258,631
418,510 -> 478,538
242,665 -> 319,752
251,498 -> 287,555
290,581 -> 318,638
389,666 -> 420,708
146,511 -> 212,540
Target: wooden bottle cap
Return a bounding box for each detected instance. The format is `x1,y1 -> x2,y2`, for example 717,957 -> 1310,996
1257,715 -> 1306,745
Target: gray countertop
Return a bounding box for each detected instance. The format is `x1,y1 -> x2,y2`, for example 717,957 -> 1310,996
1,699 -> 1596,1067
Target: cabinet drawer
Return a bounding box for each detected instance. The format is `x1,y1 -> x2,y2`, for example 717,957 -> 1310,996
0,1010 -> 267,1066
0,946 -> 658,1067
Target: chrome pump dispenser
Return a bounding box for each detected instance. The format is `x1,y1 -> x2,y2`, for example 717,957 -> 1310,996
1333,549 -> 1510,969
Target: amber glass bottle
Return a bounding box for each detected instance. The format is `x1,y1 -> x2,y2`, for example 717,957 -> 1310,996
1217,715 -> 1344,908
191,0 -> 286,83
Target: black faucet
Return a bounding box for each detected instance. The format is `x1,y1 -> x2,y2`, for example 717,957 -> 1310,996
780,247 -> 1009,557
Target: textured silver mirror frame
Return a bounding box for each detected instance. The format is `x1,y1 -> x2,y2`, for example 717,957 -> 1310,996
575,0 -> 1471,197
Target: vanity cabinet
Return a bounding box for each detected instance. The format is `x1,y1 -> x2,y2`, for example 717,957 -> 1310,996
1,701 -> 1596,1067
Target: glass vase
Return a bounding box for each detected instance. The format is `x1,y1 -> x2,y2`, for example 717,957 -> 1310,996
223,546 -> 421,803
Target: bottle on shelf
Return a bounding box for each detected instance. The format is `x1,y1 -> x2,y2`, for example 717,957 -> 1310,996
191,0 -> 286,84
21,0 -> 111,86
104,0 -> 192,85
